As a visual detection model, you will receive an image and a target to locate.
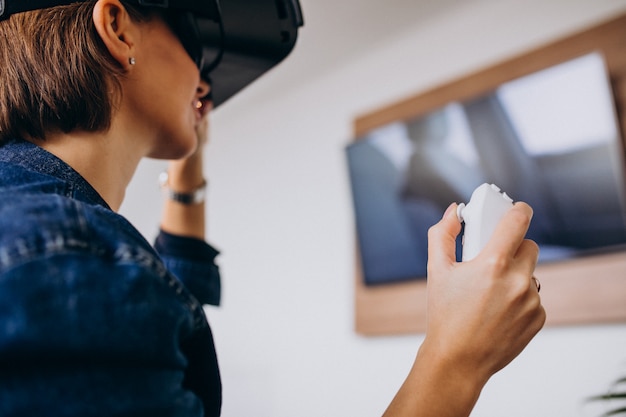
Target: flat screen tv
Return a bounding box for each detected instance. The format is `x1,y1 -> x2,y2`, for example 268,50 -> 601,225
346,52 -> 626,285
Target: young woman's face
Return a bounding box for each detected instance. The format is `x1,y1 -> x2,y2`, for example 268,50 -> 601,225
124,15 -> 210,160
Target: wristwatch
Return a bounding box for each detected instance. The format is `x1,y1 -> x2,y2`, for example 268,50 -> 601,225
158,171 -> 207,205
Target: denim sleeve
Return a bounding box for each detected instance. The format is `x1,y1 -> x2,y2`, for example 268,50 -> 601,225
0,252 -> 221,417
154,230 -> 221,307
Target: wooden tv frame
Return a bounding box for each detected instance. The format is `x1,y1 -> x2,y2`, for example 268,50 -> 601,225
354,13 -> 626,336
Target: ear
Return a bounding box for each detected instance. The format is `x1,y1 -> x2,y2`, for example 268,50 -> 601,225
92,0 -> 137,70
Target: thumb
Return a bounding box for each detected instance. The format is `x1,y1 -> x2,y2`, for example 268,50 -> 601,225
427,203 -> 462,271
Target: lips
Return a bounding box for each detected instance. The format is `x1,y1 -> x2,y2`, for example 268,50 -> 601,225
193,98 -> 213,121
193,100 -> 203,122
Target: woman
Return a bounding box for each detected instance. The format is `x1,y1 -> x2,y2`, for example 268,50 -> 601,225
0,1 -> 545,416
1,1 -> 221,415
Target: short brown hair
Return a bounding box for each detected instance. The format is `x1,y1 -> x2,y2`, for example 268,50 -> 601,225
0,1 -> 152,142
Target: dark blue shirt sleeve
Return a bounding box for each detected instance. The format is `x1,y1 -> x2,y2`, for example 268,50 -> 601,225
154,230 -> 221,306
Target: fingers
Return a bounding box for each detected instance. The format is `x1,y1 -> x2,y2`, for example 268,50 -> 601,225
429,201 -> 535,272
195,115 -> 210,144
427,203 -> 462,271
482,202 -> 534,261
195,101 -> 213,147
515,238 -> 540,277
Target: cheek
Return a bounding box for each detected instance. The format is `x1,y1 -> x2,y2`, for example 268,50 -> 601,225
163,36 -> 200,84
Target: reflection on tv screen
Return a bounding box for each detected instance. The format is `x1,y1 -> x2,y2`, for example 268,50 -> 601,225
346,52 -> 626,285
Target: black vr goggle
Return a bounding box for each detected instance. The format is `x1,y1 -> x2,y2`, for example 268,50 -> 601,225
0,0 -> 304,107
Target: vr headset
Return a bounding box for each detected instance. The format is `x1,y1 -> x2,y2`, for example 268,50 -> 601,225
0,0 -> 304,107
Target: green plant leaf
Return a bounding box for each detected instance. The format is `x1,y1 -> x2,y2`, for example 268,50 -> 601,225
590,393 -> 626,401
602,407 -> 626,417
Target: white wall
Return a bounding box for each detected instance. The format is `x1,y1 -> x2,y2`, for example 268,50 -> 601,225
121,0 -> 626,415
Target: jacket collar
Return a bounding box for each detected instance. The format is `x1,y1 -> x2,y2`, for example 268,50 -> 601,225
0,138 -> 111,210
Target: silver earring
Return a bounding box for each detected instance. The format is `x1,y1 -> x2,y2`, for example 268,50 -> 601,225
129,57 -> 136,66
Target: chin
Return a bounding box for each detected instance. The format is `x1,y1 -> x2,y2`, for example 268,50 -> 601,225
149,135 -> 197,160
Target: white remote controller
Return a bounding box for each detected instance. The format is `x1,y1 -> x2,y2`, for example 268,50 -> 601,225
457,183 -> 514,261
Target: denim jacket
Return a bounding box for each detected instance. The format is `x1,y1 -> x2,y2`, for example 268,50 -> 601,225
0,139 -> 222,416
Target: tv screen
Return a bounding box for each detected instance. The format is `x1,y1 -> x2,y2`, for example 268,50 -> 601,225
346,52 -> 626,285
